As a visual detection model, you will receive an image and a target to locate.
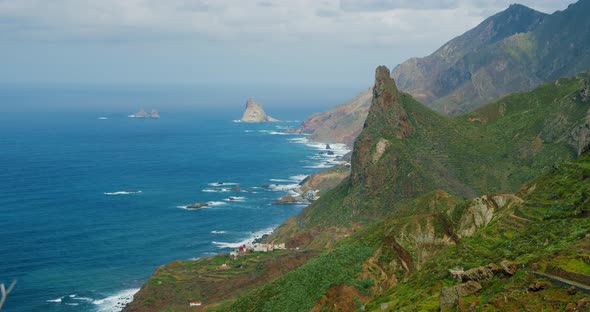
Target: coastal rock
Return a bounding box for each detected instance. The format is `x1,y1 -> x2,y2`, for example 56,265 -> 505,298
273,195 -> 301,205
240,98 -> 279,123
187,203 -> 209,209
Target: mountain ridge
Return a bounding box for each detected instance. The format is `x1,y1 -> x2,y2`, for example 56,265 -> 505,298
393,0 -> 590,116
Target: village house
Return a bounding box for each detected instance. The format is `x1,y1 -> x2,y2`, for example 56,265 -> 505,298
189,301 -> 202,307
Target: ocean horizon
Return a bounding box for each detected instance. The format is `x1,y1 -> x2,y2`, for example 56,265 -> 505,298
0,86 -> 351,311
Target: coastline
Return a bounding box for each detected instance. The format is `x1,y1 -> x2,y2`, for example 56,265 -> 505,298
119,126 -> 352,311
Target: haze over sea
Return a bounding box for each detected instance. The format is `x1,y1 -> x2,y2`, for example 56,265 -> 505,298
0,84 -> 356,311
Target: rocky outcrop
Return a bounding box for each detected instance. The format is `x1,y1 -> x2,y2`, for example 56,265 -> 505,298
351,66 -> 412,186
500,260 -> 518,276
457,194 -> 523,237
273,195 -> 300,205
240,98 -> 279,123
440,281 -> 482,310
186,203 -> 208,209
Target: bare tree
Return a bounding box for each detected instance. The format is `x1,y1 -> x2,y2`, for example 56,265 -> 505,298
0,280 -> 16,311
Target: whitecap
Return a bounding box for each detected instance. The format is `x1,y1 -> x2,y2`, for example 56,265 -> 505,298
232,120 -> 242,123
65,303 -> 79,306
104,190 -> 142,195
207,201 -> 226,206
208,182 -> 238,186
289,175 -> 308,182
258,130 -> 290,135
93,288 -> 140,312
223,196 -> 245,202
304,163 -> 333,169
211,227 -> 275,249
269,178 -> 292,183
269,183 -> 300,191
287,137 -> 309,144
73,296 -> 93,302
202,188 -> 231,193
47,297 -> 62,303
211,230 -> 227,234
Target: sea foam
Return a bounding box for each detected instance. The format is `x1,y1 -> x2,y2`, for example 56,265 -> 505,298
212,227 -> 275,249
104,190 -> 142,195
93,288 -> 140,312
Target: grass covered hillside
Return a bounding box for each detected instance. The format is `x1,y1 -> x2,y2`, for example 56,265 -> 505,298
216,148 -> 590,312
270,66 -> 590,249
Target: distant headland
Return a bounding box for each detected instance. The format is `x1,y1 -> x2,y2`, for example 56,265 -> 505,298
128,108 -> 160,118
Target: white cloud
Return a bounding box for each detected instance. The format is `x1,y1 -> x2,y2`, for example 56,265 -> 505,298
0,0 -> 573,45
0,0 -> 575,85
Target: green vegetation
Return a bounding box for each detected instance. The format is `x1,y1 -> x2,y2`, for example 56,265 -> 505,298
292,70 -> 588,234
223,149 -> 590,312
217,242 -> 375,312
124,250 -> 317,312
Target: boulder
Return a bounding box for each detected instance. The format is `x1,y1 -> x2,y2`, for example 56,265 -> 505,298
528,282 -> 549,292
462,264 -> 496,282
500,260 -> 518,276
567,286 -> 577,295
440,281 -> 482,309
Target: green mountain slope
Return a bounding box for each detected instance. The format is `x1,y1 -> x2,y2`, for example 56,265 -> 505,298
392,0 -> 590,116
270,66 -> 590,250
218,147 -> 590,312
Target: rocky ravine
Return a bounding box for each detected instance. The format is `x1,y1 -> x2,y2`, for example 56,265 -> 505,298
240,98 -> 279,123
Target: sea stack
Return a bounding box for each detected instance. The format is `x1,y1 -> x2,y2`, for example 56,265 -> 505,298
240,98 -> 279,123
150,109 -> 160,119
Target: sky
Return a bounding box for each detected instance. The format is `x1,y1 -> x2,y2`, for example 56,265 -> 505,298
0,0 -> 576,88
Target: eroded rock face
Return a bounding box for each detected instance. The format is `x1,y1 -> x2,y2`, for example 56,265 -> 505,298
351,66 -> 412,186
500,260 -> 518,276
458,194 -> 522,237
461,263 -> 500,282
240,98 -> 279,123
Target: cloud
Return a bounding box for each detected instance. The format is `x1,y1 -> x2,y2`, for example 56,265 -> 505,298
0,0 -> 576,85
340,0 -> 460,11
0,0 -> 574,45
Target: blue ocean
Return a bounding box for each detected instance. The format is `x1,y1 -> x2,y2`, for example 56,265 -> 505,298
0,85 -> 354,311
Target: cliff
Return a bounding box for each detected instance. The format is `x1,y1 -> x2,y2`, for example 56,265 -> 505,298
240,98 -> 279,123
